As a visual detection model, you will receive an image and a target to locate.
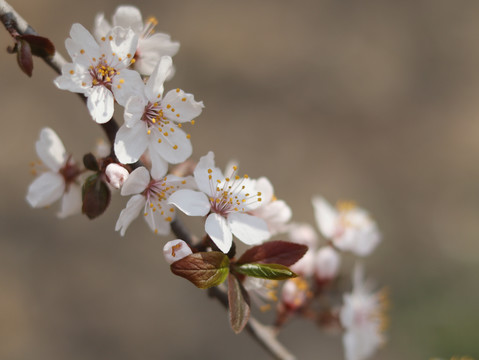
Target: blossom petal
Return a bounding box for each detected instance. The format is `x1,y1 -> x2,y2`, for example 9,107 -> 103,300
312,196 -> 338,239
87,86 -> 114,124
145,56 -> 173,101
35,128 -> 66,172
93,13 -> 111,40
115,194 -> 146,236
57,183 -> 82,218
120,167 -> 150,196
26,172 -> 65,208
167,189 -> 210,216
112,6 -> 143,33
106,27 -> 138,67
144,199 -> 173,235
205,213 -> 232,253
194,151 -> 224,196
54,63 -> 89,93
254,177 -> 274,203
148,146 -> 168,179
114,123 -> 148,164
136,34 -> 180,75
67,23 -> 100,59
227,212 -> 270,245
124,95 -> 147,128
162,88 -> 204,123
150,125 -> 192,164
112,68 -> 144,106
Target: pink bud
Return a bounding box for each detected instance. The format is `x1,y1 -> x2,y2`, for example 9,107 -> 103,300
314,246 -> 341,281
163,239 -> 193,265
105,163 -> 129,189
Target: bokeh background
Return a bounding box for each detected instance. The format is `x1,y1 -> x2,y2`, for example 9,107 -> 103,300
1,0 -> 479,359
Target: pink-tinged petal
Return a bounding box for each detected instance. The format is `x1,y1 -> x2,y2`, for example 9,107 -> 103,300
57,183 -> 82,218
115,194 -> 145,236
35,128 -> 66,172
124,95 -> 147,128
148,146 -> 168,179
105,163 -> 129,189
68,23 -> 100,58
120,166 -> 150,196
136,34 -> 180,75
150,125 -> 192,164
205,213 -> 232,253
144,199 -> 173,235
26,172 -> 65,208
112,68 -> 144,106
87,86 -> 114,124
162,88 -> 204,123
314,246 -> 341,281
105,27 -> 138,67
54,63 -> 89,93
194,151 -> 224,196
312,196 -> 339,239
93,13 -> 111,40
145,56 -> 172,101
112,6 -> 143,33
114,123 -> 148,164
227,212 -> 270,245
167,189 -> 210,216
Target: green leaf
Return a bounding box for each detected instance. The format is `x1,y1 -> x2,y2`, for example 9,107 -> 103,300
228,273 -> 250,334
82,173 -> 111,219
236,240 -> 308,266
170,252 -> 229,289
233,263 -> 297,280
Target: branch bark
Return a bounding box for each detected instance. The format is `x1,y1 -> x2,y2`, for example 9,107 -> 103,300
0,2 -> 296,359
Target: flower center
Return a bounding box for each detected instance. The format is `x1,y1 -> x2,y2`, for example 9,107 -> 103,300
142,101 -> 165,127
59,157 -> 81,186
89,55 -> 119,88
207,166 -> 262,217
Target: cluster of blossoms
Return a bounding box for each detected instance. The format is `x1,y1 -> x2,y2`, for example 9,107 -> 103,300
24,5 -> 387,360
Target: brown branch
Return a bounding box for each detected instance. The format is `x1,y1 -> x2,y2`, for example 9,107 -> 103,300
0,1 -> 296,359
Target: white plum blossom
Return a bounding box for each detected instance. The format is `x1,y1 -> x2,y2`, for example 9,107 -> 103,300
55,23 -> 144,124
280,277 -> 311,310
340,264 -> 388,360
312,197 -> 381,256
250,177 -> 292,236
94,5 -> 180,76
114,56 -> 203,178
168,151 -> 270,253
105,163 -> 129,189
26,128 -> 82,218
314,246 -> 341,282
163,239 -> 193,264
115,166 -> 194,236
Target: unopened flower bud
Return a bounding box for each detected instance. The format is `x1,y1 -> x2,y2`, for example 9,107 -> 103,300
288,223 -> 318,248
105,163 -> 129,189
290,249 -> 315,277
314,246 -> 341,281
163,239 -> 192,264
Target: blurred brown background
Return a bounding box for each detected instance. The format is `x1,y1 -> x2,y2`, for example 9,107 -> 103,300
1,0 -> 479,359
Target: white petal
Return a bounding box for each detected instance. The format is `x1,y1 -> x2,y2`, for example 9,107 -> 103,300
112,6 -> 143,33
120,167 -> 150,196
314,247 -> 341,281
227,212 -> 270,245
145,56 -> 172,101
106,27 -> 138,67
35,128 -> 66,171
68,23 -> 100,59
26,172 -> 65,208
163,239 -> 192,265
112,68 -> 144,106
143,199 -> 173,235
167,189 -> 210,216
136,34 -> 180,75
124,95 -> 147,128
205,213 -> 232,253
162,88 -> 204,123
150,125 -> 192,164
114,123 -> 148,164
87,86 -> 114,124
194,151 -> 224,196
93,13 -> 111,40
254,177 -> 274,203
148,146 -> 168,179
57,183 -> 82,218
115,194 -> 146,236
54,63 -> 89,93
312,196 -> 339,239
105,164 -> 129,189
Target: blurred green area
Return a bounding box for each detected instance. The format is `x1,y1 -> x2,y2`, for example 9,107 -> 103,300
1,0 -> 479,359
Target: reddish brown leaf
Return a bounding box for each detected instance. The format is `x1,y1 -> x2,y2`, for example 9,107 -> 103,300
170,252 -> 229,289
228,273 -> 251,334
236,240 -> 308,267
16,39 -> 33,77
82,174 -> 111,219
21,34 -> 55,57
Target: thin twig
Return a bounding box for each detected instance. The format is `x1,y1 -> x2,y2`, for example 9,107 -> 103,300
0,2 -> 296,359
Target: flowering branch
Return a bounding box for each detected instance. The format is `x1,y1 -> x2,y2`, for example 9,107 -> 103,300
0,2 -> 297,359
